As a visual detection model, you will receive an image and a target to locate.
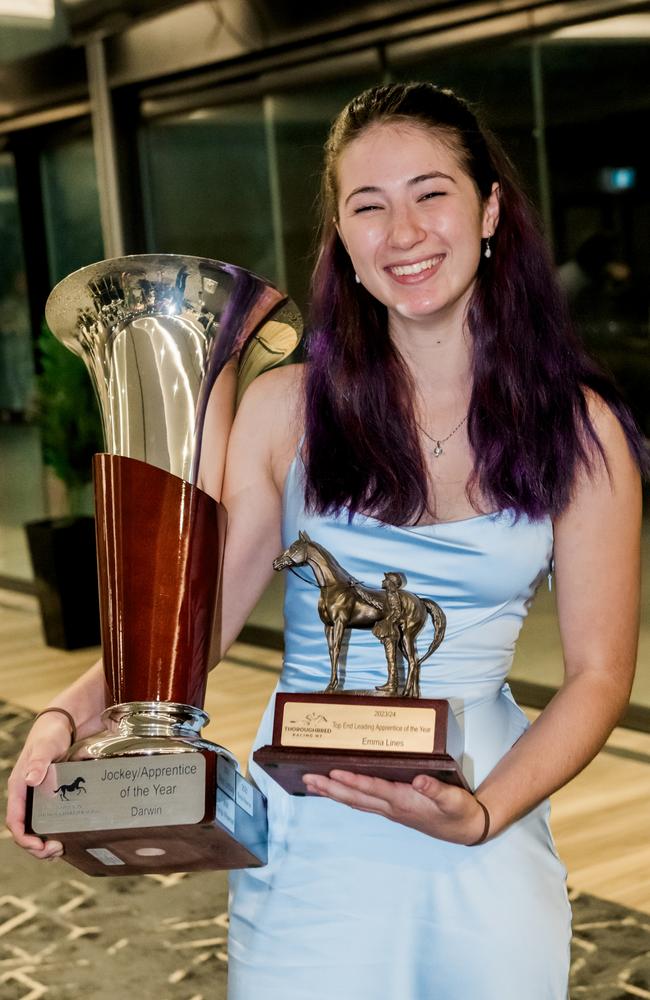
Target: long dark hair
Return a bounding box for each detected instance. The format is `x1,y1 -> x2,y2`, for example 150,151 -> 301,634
304,82 -> 646,524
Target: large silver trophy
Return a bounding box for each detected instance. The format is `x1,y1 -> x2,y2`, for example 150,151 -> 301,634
27,255 -> 302,876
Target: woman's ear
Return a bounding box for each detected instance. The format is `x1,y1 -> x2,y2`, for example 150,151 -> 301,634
334,217 -> 349,253
482,183 -> 500,238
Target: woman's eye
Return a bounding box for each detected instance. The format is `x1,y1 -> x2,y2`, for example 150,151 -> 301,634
353,204 -> 382,214
419,191 -> 446,202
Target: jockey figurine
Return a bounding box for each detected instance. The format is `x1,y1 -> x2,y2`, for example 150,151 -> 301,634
383,571 -> 407,627
373,571 -> 408,695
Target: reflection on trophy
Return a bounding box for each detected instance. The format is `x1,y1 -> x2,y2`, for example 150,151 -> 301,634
26,255 -> 302,875
254,532 -> 469,792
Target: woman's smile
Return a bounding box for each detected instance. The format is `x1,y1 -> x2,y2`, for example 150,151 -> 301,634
386,253 -> 446,281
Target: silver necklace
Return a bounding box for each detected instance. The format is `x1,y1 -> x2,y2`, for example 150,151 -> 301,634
419,414 -> 468,457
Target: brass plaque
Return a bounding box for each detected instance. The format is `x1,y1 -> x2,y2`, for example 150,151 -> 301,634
31,754 -> 206,834
280,701 -> 436,754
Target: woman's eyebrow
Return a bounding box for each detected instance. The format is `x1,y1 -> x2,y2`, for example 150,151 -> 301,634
344,185 -> 381,206
408,171 -> 456,186
344,171 -> 456,206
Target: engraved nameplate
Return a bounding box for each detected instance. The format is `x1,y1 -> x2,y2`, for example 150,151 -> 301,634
31,754 -> 206,834
279,701 -> 436,754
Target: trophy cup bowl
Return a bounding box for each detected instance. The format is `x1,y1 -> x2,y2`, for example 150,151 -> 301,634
26,254 -> 302,875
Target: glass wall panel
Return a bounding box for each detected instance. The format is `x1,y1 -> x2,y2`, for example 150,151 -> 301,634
270,76 -> 379,311
542,39 -> 650,435
37,132 -> 104,524
0,154 -> 33,421
40,133 -> 104,285
516,36 -> 650,712
0,152 -> 45,580
139,101 -> 277,282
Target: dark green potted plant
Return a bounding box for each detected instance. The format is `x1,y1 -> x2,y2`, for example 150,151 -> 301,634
25,323 -> 104,649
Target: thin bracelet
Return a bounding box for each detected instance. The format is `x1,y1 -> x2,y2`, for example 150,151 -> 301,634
33,707 -> 77,746
469,797 -> 491,846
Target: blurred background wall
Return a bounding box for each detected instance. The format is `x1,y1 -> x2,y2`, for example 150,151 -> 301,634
0,0 -> 648,715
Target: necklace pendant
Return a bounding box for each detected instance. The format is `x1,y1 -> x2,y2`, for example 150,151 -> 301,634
433,441 -> 443,457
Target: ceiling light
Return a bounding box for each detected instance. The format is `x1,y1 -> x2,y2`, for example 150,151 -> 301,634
550,14 -> 650,39
0,0 -> 55,19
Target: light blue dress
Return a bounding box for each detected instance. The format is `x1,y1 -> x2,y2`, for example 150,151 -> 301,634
228,457 -> 571,999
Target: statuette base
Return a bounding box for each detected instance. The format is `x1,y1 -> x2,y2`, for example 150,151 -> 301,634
254,745 -> 468,795
253,693 -> 469,794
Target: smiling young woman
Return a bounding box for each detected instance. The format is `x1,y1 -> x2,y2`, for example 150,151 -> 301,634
226,83 -> 646,999
7,82 -> 647,1000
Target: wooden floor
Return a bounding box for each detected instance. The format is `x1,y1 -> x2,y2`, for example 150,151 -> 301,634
2,588 -> 650,914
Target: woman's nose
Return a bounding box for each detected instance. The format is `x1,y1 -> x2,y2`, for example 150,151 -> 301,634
387,206 -> 426,248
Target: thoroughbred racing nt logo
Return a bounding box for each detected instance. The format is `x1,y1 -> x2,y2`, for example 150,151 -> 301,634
54,776 -> 87,800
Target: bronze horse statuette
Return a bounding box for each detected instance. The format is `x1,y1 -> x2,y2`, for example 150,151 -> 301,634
273,531 -> 446,698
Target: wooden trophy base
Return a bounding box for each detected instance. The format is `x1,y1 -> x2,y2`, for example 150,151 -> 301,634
27,750 -> 267,876
254,746 -> 468,794
253,693 -> 470,795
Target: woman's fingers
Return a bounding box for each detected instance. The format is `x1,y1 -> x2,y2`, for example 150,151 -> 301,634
303,769 -> 447,820
302,769 -> 487,844
23,756 -> 52,786
412,773 -> 445,796
6,716 -> 73,858
329,769 -> 411,803
411,774 -> 468,813
6,775 -> 63,855
411,776 -> 491,844
25,838 -> 64,859
303,771 -> 390,813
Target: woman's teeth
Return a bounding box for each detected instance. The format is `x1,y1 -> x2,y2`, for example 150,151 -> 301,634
389,255 -> 443,277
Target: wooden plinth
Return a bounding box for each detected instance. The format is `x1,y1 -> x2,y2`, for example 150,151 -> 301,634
254,692 -> 470,794
27,749 -> 267,877
253,745 -> 469,794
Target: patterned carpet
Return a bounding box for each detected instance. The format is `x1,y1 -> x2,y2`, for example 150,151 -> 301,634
2,700 -> 650,1000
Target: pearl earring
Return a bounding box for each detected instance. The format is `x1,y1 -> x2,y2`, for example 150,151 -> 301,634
354,273 -> 361,284
484,236 -> 492,259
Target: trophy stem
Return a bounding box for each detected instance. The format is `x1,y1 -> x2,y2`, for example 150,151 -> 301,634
94,454 -> 226,710
65,700 -> 238,767
104,701 -> 209,737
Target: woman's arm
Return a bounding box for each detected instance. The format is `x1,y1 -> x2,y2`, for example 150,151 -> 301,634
471,396 -> 641,832
303,398 -> 642,844
6,659 -> 108,857
211,364 -> 302,661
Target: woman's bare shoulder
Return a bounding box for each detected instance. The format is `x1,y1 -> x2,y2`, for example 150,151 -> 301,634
233,363 -> 305,487
582,388 -> 640,472
555,388 -> 642,531
240,362 -> 305,414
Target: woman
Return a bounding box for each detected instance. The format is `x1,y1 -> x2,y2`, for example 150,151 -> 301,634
7,83 -> 645,998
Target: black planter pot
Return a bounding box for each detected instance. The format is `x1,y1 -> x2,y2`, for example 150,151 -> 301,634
25,516 -> 101,650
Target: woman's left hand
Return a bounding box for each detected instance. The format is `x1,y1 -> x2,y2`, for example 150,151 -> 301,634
302,770 -> 489,845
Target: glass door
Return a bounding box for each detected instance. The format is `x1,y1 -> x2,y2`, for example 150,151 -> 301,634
0,151 -> 44,580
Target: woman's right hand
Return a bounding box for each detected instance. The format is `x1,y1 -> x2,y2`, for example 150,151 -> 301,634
6,712 -> 75,859
6,659 -> 107,860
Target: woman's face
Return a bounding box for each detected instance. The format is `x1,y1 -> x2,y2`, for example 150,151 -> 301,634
335,122 -> 499,328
